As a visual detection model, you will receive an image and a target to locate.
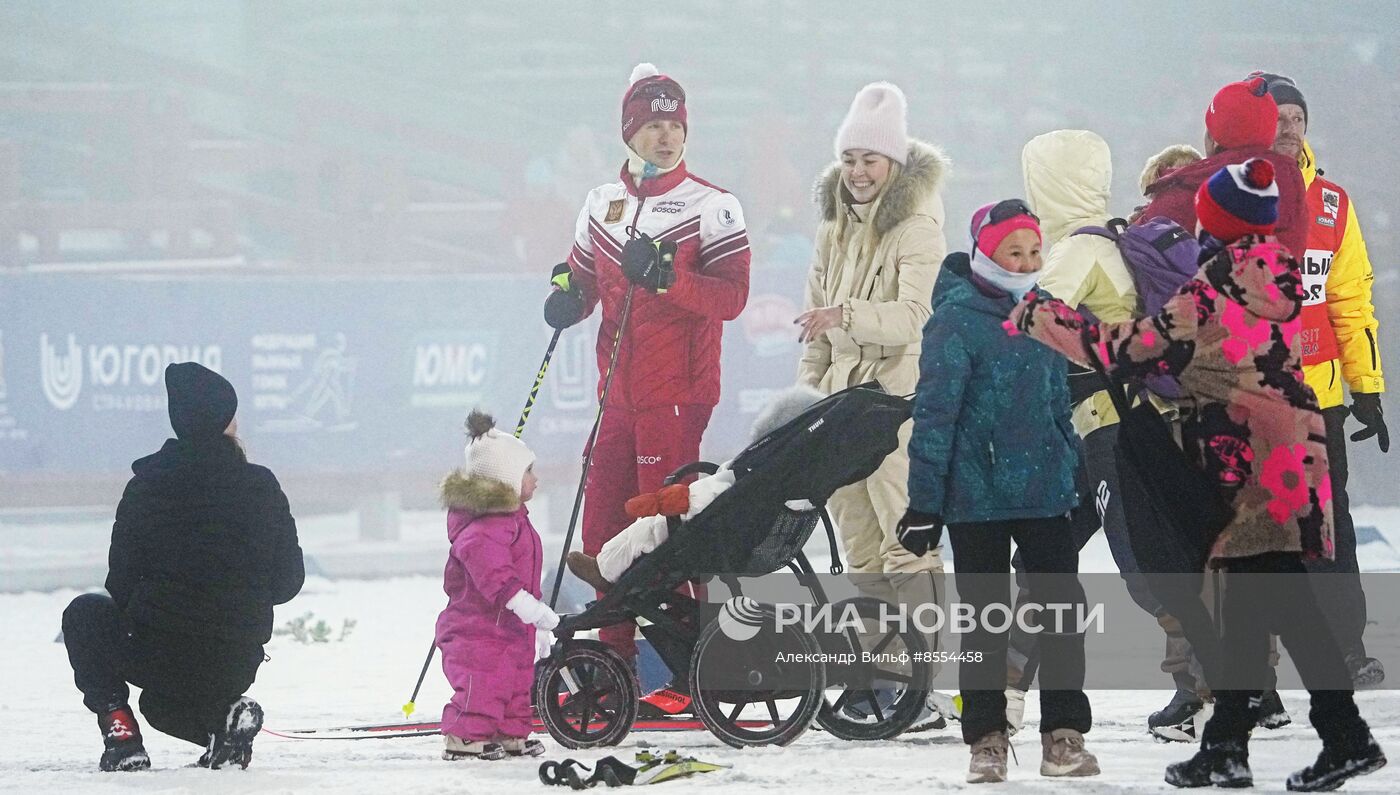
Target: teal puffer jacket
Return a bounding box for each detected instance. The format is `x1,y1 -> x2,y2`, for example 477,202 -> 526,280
907,252 -> 1079,523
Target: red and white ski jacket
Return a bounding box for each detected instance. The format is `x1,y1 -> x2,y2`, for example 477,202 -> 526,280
566,162 -> 750,410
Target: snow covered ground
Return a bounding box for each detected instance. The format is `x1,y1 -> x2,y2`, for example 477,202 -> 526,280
3,508 -> 1400,792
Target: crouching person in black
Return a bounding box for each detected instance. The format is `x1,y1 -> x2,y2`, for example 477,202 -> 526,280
62,362 -> 304,772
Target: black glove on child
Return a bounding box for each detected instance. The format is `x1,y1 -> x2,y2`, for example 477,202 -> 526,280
620,232 -> 677,293
543,263 -> 585,330
1349,392 -> 1390,453
896,509 -> 943,557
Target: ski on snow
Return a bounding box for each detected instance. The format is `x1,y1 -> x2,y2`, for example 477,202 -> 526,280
264,715 -> 765,740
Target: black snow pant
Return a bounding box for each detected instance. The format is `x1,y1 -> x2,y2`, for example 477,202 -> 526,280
1202,552 -> 1367,748
1007,423 -> 1159,690
949,516 -> 1091,744
63,592 -> 264,746
1303,405 -> 1368,659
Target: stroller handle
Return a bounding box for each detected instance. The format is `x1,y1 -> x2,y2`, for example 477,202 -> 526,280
662,460 -> 720,486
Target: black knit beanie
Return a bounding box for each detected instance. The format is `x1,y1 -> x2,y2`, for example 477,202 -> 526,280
1249,71 -> 1307,127
165,362 -> 238,440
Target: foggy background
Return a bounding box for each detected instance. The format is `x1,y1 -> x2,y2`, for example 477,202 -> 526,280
2,0 -> 1398,588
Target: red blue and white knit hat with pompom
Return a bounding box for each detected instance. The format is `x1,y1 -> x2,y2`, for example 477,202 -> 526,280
1194,157 -> 1279,243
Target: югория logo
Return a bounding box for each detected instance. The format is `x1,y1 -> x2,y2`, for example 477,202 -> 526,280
40,333 -> 83,410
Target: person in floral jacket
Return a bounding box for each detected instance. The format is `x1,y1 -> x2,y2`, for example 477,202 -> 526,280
1008,158 -> 1385,791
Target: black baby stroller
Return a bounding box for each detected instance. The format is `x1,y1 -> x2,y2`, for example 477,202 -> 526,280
533,383 -> 936,749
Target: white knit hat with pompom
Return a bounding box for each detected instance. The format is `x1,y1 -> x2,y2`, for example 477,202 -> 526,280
464,410 -> 536,489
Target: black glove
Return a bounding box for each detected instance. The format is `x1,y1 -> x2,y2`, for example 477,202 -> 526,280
896,509 -> 942,557
1349,392 -> 1390,453
619,232 -> 677,293
543,263 -> 585,330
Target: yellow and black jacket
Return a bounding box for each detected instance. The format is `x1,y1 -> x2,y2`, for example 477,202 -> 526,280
1297,140 -> 1384,408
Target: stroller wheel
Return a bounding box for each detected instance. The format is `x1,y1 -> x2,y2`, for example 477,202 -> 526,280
533,639 -> 640,749
814,597 -> 932,741
689,606 -> 825,748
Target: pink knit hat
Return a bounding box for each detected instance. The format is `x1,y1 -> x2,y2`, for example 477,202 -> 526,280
971,200 -> 1042,258
834,82 -> 909,165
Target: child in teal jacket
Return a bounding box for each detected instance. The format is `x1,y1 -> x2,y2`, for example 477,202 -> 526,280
900,201 -> 1096,783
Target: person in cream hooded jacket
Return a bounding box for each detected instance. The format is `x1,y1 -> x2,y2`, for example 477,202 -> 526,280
1020,130 -> 1209,730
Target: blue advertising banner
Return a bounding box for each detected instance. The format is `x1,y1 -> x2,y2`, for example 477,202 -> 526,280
1,253 -> 811,480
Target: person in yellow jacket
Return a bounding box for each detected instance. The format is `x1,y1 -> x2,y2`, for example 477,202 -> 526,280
1254,72 -> 1388,687
1020,131 -> 1275,741
1018,130 -> 1165,703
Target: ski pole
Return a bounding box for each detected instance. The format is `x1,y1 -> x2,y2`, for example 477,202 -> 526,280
401,637 -> 438,718
402,328 -> 565,717
516,328 -> 563,437
548,286 -> 635,608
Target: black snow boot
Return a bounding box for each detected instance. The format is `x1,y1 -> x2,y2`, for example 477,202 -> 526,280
1256,690 -> 1291,730
1150,688 -> 1206,743
1165,739 -> 1252,788
198,696 -> 264,770
98,705 -> 151,772
1346,654 -> 1386,689
1286,732 -> 1387,791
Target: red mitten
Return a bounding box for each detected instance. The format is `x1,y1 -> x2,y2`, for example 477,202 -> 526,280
625,492 -> 662,519
655,484 -> 691,517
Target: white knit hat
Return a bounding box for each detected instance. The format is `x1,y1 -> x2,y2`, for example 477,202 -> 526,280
464,410 -> 536,489
834,82 -> 909,165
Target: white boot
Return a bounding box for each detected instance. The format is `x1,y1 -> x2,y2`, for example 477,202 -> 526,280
501,737 -> 545,757
927,690 -> 961,721
443,734 -> 506,761
1004,688 -> 1026,737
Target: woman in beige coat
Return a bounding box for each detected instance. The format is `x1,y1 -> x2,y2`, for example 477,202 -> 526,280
796,81 -> 949,577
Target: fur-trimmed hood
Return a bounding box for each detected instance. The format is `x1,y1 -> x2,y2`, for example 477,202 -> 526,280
440,469 -> 521,515
816,138 -> 949,238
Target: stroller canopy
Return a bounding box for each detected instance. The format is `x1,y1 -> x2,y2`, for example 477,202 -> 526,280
730,382 -> 911,505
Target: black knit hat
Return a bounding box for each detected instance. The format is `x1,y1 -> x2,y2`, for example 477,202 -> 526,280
165,362 -> 237,440
1249,71 -> 1307,126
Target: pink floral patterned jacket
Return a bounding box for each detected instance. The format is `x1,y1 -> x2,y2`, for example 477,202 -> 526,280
1009,235 -> 1333,563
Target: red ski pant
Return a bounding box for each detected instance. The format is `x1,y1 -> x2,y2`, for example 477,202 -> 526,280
582,403 -> 712,659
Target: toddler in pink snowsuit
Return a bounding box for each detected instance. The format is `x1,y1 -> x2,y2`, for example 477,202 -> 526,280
435,410 -> 557,761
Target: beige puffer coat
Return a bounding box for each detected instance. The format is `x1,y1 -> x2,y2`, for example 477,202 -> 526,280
798,139 -> 949,396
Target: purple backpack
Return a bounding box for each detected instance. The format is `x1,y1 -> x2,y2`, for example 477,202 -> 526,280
1073,216 -> 1200,398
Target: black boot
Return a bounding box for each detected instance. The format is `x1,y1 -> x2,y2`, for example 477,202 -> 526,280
1256,690 -> 1291,730
98,706 -> 151,772
1286,732 -> 1387,791
1150,688 -> 1206,743
198,696 -> 264,770
1165,739 -> 1252,788
1346,654 -> 1386,689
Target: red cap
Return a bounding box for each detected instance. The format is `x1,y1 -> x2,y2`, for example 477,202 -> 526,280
1205,77 -> 1278,150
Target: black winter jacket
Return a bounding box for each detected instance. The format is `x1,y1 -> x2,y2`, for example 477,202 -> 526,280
106,437 -> 304,645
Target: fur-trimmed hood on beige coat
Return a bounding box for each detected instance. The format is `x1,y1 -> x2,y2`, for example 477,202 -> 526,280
798,139 -> 950,397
